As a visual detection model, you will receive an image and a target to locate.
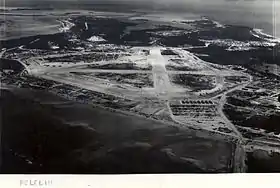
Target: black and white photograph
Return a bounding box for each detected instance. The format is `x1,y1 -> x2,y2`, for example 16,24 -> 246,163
0,0 -> 279,175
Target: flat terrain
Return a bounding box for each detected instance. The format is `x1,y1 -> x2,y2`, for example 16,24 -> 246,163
1,10 -> 280,173
0,88 -> 234,173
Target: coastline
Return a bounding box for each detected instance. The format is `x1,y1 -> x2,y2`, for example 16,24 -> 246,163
0,9 -> 279,43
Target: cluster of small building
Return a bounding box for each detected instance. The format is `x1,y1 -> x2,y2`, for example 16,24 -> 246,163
181,100 -> 214,105
170,102 -> 217,117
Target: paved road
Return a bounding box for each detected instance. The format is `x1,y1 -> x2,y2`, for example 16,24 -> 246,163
49,68 -> 242,76
150,47 -> 172,100
215,74 -> 253,172
150,47 -> 249,172
17,46 -> 280,172
216,74 -> 253,137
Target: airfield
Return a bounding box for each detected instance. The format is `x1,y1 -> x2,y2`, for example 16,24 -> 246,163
1,11 -> 280,172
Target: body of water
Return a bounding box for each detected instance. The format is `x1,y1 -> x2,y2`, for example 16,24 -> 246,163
1,0 -> 279,39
